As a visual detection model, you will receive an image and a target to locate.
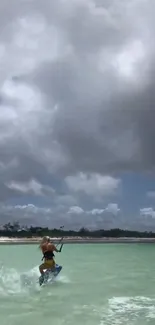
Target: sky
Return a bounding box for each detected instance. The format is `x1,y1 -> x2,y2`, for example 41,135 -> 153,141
0,0 -> 155,231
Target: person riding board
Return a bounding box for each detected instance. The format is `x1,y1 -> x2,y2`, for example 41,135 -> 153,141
39,236 -> 62,279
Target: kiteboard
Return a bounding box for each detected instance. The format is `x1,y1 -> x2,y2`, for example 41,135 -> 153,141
39,264 -> 62,286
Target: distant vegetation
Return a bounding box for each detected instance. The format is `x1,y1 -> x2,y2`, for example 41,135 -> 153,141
0,222 -> 155,238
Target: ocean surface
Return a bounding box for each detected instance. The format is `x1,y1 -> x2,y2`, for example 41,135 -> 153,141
0,243 -> 155,325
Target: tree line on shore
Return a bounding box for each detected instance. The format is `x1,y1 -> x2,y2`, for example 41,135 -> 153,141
0,222 -> 155,238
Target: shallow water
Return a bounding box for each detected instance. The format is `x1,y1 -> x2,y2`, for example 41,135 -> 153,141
0,243 -> 155,324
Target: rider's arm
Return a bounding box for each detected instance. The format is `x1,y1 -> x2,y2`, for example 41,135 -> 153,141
53,244 -> 61,253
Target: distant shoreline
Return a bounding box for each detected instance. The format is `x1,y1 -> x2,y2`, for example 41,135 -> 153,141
0,237 -> 155,244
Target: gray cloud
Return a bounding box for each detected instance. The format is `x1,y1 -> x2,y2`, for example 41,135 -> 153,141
0,0 -> 154,228
5,179 -> 55,196
1,202 -> 154,232
0,203 -> 122,230
65,173 -> 121,201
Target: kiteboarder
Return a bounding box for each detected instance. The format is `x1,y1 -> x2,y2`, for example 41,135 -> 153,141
39,236 -> 62,276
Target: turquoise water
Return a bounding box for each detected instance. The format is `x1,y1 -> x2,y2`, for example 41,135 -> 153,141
0,243 -> 155,324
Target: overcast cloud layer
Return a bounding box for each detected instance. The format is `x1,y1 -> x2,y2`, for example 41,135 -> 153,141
0,0 -> 155,230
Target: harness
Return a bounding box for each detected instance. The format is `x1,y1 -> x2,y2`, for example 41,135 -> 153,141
42,250 -> 55,261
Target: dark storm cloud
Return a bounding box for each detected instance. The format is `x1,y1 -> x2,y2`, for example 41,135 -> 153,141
0,0 -> 154,228
29,0 -> 155,175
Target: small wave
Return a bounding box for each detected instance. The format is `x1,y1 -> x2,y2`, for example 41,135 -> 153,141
100,296 -> 155,324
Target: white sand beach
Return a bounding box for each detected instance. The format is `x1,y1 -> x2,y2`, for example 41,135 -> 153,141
0,237 -> 155,244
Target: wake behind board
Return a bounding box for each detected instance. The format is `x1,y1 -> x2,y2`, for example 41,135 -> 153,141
39,264 -> 62,286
